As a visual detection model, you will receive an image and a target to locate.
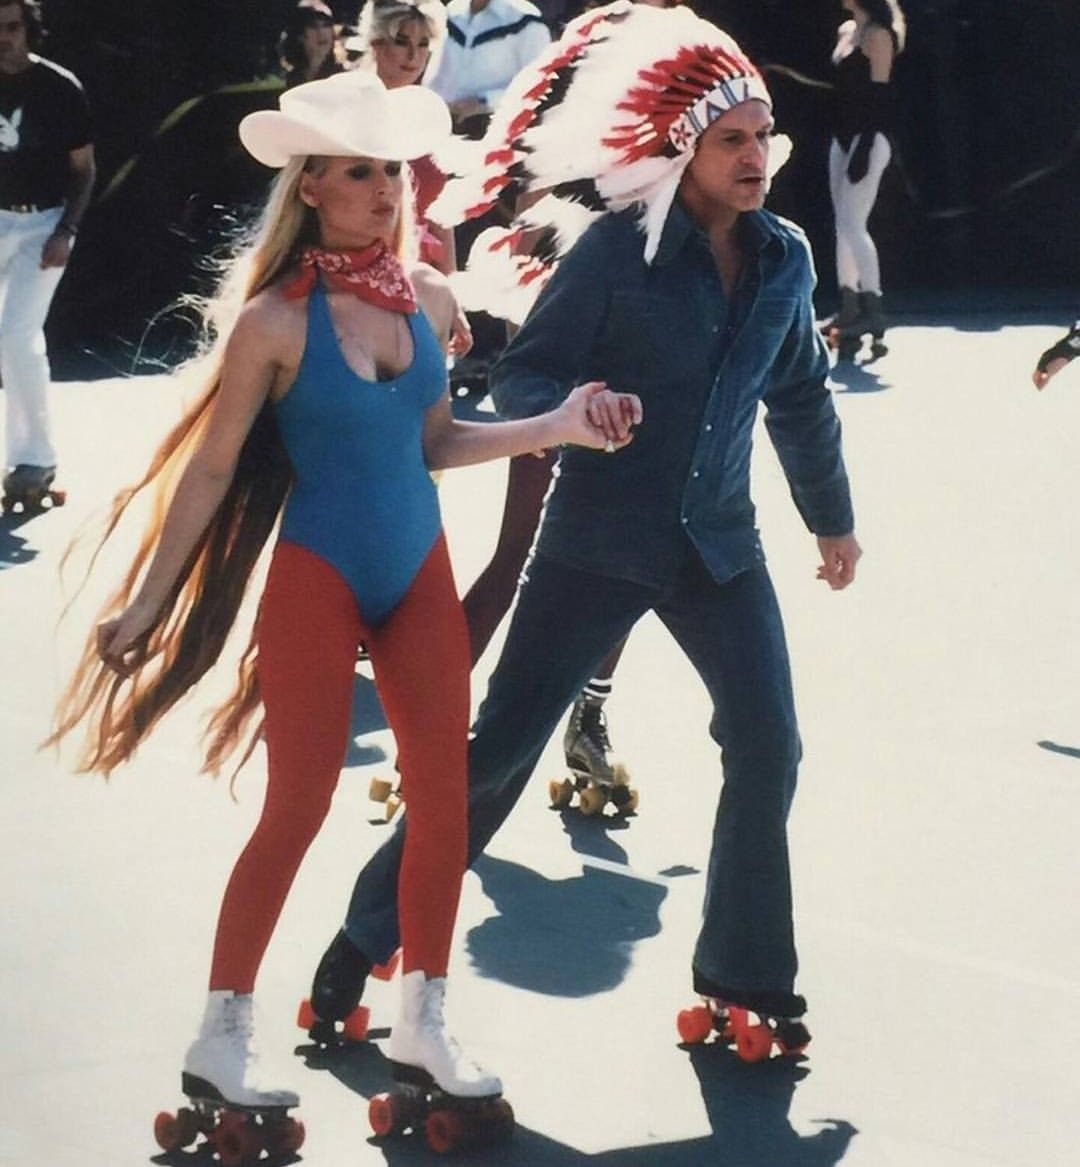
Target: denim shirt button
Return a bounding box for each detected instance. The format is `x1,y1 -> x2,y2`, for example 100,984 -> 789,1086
705,424 -> 713,432
692,470 -> 700,478
681,516 -> 689,525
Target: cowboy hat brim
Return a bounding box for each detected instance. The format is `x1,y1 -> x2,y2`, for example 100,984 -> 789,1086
239,79 -> 450,167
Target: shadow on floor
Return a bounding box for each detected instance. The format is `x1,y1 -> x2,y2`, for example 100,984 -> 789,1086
293,1037 -> 856,1165
464,854 -> 667,997
1037,739 -> 1080,760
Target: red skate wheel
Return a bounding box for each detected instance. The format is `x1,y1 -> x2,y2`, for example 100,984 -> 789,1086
153,1107 -> 198,1151
677,1005 -> 713,1044
369,1092 -> 399,1137
372,949 -> 401,981
213,1112 -> 260,1166
342,1004 -> 371,1042
729,1009 -> 773,1063
297,998 -> 317,1030
264,1115 -> 306,1154
425,1108 -> 466,1154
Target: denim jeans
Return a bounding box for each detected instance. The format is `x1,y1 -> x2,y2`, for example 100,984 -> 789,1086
0,206 -> 64,468
344,546 -> 802,996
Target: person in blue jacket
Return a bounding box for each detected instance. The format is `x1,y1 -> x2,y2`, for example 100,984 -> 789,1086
312,1 -> 861,1047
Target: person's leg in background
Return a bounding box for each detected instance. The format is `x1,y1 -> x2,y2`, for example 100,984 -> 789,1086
1,208 -> 65,477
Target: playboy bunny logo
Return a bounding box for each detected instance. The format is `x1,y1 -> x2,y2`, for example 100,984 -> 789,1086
0,107 -> 23,151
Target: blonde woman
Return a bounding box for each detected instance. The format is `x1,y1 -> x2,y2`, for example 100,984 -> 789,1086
48,70 -> 639,1133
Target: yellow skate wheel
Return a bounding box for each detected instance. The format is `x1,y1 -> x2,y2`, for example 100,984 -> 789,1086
548,778 -> 574,809
578,786 -> 607,816
384,792 -> 403,820
369,776 -> 394,803
611,762 -> 631,787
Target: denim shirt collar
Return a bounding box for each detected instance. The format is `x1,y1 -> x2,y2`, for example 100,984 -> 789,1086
652,201 -> 782,269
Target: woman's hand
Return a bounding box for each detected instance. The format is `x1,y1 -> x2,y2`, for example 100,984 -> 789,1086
96,597 -> 159,677
557,381 -> 643,451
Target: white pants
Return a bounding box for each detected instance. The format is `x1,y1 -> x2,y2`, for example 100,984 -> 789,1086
828,133 -> 891,296
0,206 -> 65,468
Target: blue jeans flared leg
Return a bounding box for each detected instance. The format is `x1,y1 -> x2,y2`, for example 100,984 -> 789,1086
655,557 -> 802,996
343,554 -> 655,964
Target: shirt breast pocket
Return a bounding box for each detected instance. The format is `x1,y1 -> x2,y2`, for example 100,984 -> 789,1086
591,289 -> 669,387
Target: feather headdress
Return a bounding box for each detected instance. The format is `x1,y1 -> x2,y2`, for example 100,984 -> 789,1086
429,0 -> 782,324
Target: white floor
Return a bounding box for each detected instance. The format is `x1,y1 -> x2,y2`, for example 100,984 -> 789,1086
2,317 -> 1079,1166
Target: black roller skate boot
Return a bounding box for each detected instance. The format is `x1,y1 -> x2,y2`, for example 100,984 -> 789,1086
297,929 -> 375,1044
1,463 -> 65,515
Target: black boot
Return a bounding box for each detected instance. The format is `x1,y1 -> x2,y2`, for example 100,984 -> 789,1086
311,929 -> 373,1022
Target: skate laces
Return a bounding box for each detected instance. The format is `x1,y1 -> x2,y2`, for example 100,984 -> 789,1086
581,703 -> 611,752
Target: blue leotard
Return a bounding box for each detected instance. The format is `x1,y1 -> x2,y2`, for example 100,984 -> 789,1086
274,282 -> 447,624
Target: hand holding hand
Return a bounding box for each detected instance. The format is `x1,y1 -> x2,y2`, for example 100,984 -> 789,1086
816,533 -> 861,590
558,381 -> 643,451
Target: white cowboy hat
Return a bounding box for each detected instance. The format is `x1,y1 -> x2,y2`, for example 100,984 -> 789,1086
239,70 -> 450,167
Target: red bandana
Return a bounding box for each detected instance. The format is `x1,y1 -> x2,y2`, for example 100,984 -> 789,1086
282,242 -> 417,314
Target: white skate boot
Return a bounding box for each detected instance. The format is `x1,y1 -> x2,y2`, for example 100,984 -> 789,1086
182,990 -> 299,1108
388,971 -> 501,1097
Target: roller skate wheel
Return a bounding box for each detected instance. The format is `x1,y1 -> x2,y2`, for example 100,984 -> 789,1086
384,792 -> 403,820
369,776 -> 393,803
342,1004 -> 371,1041
369,1092 -> 399,1137
425,1107 -> 467,1154
372,948 -> 401,981
213,1112 -> 261,1166
548,778 -> 573,809
775,1018 -> 811,1056
264,1115 -> 306,1154
677,1004 -> 714,1044
610,762 -> 631,786
729,1009 -> 774,1063
296,998 -> 317,1031
486,1097 -> 515,1140
578,786 -> 607,816
153,1107 -> 199,1152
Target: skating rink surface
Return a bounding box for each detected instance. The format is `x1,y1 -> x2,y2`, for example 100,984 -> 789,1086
2,314 -> 1078,1166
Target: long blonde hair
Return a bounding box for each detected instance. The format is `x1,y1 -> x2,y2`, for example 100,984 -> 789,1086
48,157 -> 337,781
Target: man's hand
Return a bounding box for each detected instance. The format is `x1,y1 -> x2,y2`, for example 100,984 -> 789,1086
584,385 -> 643,448
816,533 -> 861,590
40,231 -> 73,269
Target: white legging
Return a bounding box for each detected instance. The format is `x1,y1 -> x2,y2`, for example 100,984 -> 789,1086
828,133 -> 891,296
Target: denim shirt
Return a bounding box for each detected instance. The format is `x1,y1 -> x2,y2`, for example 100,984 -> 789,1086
490,203 -> 855,589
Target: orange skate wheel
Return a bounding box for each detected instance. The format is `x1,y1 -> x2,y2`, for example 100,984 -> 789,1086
425,1108 -> 466,1154
611,762 -> 631,787
677,1005 -> 713,1044
729,1009 -> 773,1063
548,778 -> 573,809
264,1115 -> 306,1154
342,1004 -> 371,1041
369,776 -> 393,802
384,792 -> 403,820
297,998 -> 317,1030
372,948 -> 401,981
578,786 -> 607,816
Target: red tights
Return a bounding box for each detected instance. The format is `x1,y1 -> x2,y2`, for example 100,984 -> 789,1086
208,535 -> 469,991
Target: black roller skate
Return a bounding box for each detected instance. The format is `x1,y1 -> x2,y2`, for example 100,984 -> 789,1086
1,463 -> 65,516
549,695 -> 638,816
826,290 -> 887,362
296,930 -> 400,1045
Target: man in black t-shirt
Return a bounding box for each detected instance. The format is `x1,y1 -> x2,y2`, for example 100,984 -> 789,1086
0,0 -> 94,504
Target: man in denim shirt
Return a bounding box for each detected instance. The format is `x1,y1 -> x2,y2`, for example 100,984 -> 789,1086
314,12 -> 860,1044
